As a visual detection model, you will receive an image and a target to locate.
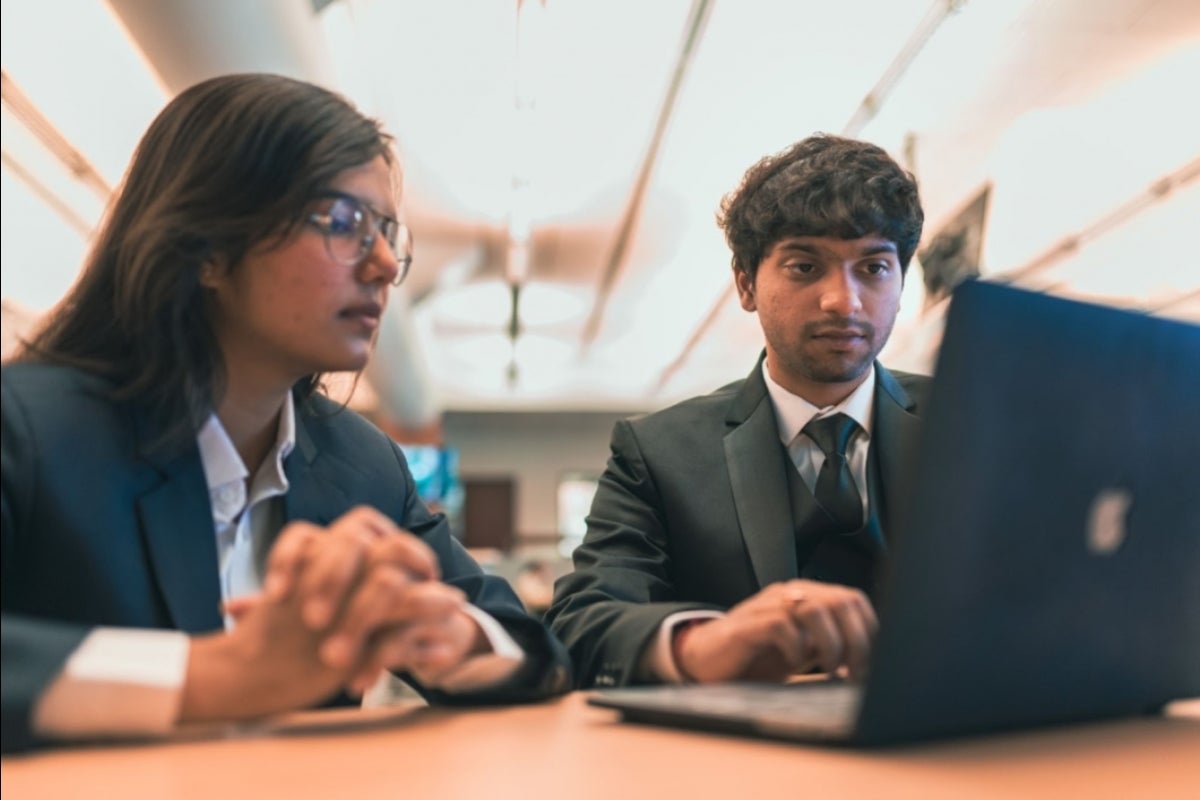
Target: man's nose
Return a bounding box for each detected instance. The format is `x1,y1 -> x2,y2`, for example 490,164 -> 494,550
818,270 -> 863,316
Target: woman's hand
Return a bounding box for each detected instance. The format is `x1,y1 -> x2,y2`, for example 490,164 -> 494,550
215,506 -> 496,707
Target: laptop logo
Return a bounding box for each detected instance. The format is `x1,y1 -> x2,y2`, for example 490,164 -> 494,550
1086,487 -> 1133,555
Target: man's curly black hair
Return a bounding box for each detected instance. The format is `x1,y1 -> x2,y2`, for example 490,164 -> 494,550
717,134 -> 923,280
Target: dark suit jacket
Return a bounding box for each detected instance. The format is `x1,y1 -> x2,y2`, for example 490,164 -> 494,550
545,358 -> 930,688
1,363 -> 570,753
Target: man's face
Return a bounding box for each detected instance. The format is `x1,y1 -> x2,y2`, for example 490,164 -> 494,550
735,234 -> 903,406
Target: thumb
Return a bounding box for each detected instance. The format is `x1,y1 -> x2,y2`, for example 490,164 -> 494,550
221,593 -> 263,622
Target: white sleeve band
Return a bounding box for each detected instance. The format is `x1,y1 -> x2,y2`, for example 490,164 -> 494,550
647,610 -> 725,683
409,605 -> 525,692
32,627 -> 189,739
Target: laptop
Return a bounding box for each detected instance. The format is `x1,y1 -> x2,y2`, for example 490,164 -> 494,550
589,279 -> 1200,745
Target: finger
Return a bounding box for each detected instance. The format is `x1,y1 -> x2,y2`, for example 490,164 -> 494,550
830,600 -> 873,680
319,569 -> 416,669
779,580 -> 810,605
220,593 -> 262,622
792,602 -> 844,675
346,660 -> 389,697
262,522 -> 323,601
347,626 -> 413,693
763,614 -> 808,674
295,507 -> 437,631
767,584 -> 813,664
385,620 -> 473,684
345,624 -> 458,693
321,574 -> 466,669
407,643 -> 467,684
365,532 -> 440,583
293,529 -> 374,630
329,506 -> 439,581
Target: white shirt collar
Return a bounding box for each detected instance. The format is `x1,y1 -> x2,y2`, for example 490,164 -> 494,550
762,360 -> 876,447
196,392 -> 296,524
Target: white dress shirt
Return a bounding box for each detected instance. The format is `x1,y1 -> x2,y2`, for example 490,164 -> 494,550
645,364 -> 877,682
764,361 -> 875,515
34,395 -> 523,738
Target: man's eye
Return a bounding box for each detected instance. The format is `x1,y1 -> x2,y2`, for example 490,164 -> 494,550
864,261 -> 890,275
785,262 -> 815,273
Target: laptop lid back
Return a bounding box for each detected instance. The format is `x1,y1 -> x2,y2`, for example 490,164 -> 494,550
854,280 -> 1200,744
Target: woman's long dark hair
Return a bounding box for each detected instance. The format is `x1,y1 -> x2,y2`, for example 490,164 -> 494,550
21,73 -> 394,447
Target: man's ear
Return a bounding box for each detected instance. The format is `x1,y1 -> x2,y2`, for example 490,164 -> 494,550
734,267 -> 757,312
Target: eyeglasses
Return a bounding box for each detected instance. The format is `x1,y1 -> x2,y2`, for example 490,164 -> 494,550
307,191 -> 413,286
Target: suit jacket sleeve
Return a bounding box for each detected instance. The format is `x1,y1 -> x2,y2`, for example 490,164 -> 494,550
376,436 -> 571,704
0,616 -> 90,754
544,420 -> 720,688
1,369 -> 93,753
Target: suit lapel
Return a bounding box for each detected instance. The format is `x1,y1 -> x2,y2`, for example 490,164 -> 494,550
133,419 -> 223,634
283,405 -> 349,527
722,360 -> 921,588
872,363 -> 923,541
723,359 -> 798,588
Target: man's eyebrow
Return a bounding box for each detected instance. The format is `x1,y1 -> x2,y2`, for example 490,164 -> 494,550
774,242 -> 822,255
861,242 -> 898,256
773,240 -> 898,256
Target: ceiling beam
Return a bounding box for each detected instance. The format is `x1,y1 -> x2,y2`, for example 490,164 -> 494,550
107,0 -> 335,93
1,70 -> 113,201
651,0 -> 964,396
0,149 -> 95,237
578,0 -> 713,352
1000,154 -> 1200,284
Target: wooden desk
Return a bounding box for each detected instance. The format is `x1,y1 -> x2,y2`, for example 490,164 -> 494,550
4,694 -> 1198,799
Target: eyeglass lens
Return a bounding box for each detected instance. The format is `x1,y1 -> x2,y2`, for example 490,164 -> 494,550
311,194 -> 411,279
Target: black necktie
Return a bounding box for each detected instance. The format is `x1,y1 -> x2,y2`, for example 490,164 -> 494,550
802,413 -> 863,533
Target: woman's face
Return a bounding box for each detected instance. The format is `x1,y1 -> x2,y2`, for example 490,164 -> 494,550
202,155 -> 401,395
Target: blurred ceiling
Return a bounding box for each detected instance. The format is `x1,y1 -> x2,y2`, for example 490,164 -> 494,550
2,0 -> 1198,424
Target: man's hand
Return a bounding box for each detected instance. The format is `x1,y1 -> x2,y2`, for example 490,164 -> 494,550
674,580 -> 877,684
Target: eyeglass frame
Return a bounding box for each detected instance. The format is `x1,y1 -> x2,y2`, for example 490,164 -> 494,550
306,190 -> 413,287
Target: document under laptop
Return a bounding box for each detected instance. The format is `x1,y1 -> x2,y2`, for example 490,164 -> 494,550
589,279 -> 1200,745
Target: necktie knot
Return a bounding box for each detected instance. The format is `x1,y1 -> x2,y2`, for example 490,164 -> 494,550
800,413 -> 863,534
802,413 -> 858,458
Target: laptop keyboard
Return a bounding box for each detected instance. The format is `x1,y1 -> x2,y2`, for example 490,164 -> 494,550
612,680 -> 862,733
688,682 -> 860,725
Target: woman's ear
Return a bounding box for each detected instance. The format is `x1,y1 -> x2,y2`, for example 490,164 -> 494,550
198,256 -> 228,290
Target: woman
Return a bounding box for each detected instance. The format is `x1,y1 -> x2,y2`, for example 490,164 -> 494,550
1,73 -> 568,754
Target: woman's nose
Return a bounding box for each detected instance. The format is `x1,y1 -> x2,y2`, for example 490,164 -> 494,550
360,234 -> 400,286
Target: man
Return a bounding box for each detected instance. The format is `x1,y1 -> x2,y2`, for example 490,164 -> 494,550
545,134 -> 929,687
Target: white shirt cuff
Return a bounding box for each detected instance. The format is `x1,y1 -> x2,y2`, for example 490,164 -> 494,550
647,610 -> 724,683
32,628 -> 189,739
408,604 -> 526,692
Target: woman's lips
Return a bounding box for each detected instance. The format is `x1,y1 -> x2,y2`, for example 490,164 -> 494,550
339,302 -> 383,329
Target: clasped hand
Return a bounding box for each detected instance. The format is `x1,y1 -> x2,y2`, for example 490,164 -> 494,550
185,507 -> 488,723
